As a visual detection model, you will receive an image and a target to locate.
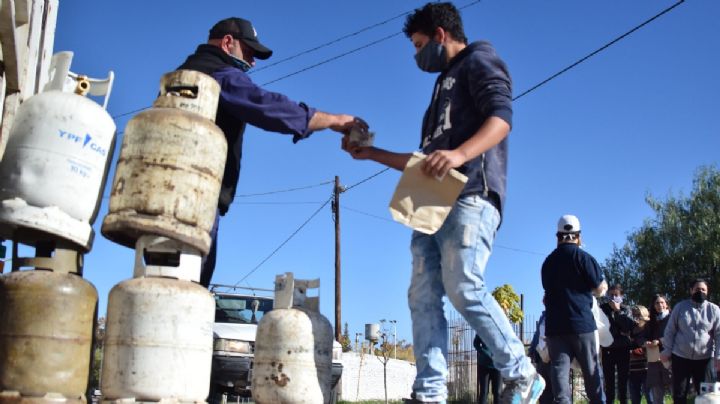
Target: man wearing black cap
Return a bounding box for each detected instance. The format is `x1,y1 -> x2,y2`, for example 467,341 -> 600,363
177,17 -> 366,287
541,214 -> 608,404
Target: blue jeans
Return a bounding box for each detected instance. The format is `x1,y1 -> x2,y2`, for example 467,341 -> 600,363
546,332 -> 605,404
408,195 -> 534,402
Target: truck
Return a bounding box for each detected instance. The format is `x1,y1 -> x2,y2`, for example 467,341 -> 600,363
208,284 -> 342,403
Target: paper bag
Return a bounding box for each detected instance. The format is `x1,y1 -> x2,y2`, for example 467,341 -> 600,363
646,345 -> 661,362
389,152 -> 468,234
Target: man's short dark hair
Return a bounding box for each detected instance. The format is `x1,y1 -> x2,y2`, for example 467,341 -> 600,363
609,284 -> 624,295
691,278 -> 708,289
403,2 -> 468,44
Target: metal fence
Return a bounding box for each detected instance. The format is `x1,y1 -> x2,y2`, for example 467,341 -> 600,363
446,308 -> 540,403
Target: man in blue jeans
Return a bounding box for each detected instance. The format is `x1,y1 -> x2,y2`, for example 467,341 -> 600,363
541,215 -> 608,404
342,3 -> 544,402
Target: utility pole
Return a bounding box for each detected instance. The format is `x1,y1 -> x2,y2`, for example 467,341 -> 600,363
520,293 -> 525,343
333,176 -> 342,342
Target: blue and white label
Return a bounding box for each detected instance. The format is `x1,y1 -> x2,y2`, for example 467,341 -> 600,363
58,129 -> 108,157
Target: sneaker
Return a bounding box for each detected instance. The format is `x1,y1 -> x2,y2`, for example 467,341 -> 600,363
403,393 -> 441,403
499,371 -> 546,404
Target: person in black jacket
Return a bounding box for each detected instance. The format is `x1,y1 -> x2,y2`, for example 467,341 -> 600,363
600,284 -> 637,404
475,334 -> 501,404
644,294 -> 671,404
176,17 -> 365,286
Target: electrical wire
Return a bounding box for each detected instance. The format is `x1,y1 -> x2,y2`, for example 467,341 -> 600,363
513,0 -> 684,101
253,0 -> 482,75
343,168 -> 391,193
233,180 -> 334,198
234,196 -> 333,285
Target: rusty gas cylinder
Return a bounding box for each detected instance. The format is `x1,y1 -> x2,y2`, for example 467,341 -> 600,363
0,249 -> 97,402
101,70 -> 226,255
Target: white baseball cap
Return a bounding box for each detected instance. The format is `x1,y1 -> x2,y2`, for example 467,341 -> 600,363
557,214 -> 581,233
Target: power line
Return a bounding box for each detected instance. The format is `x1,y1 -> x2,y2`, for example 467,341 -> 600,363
234,196 -> 333,285
513,0 -> 684,101
232,201 -> 325,206
343,168 -> 391,193
233,180 -> 333,198
253,0 -> 482,75
251,11 -> 413,74
342,205 -> 395,223
261,32 -> 403,86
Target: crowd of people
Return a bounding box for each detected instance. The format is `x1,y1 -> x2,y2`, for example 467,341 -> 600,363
524,259 -> 720,404
469,215 -> 720,404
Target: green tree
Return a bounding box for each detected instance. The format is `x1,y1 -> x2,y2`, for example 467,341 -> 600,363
603,165 -> 720,306
340,322 -> 352,352
492,284 -> 523,323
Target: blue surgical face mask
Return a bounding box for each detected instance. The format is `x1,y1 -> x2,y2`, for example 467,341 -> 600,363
414,40 -> 447,73
230,54 -> 252,72
611,295 -> 623,304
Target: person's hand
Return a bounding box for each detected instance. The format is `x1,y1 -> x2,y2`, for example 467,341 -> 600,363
341,135 -> 374,160
330,115 -> 367,135
660,353 -> 670,362
422,149 -> 466,180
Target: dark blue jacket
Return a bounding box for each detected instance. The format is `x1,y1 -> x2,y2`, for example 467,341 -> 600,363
541,243 -> 605,336
178,45 -> 316,214
421,41 -> 512,214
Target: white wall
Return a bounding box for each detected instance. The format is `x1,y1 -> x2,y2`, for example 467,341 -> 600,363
338,352 -> 416,402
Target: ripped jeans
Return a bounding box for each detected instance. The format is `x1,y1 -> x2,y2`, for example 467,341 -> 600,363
409,195 -> 534,402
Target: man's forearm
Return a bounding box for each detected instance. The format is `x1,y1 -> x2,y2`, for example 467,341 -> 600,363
308,110 -> 356,132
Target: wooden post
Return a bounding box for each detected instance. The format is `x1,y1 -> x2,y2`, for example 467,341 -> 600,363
333,176 -> 342,342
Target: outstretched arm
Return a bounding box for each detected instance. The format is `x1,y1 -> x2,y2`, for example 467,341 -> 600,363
309,111 -> 366,134
342,135 -> 412,171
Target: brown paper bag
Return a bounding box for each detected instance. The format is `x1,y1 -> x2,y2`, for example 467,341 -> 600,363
388,152 -> 468,234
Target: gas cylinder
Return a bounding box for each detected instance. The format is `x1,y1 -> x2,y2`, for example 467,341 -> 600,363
696,383 -> 720,404
0,245 -> 96,402
252,273 -> 334,404
101,70 -> 227,255
0,52 -> 116,251
101,236 -> 214,402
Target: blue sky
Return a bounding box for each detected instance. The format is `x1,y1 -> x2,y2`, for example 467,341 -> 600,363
42,0 -> 719,344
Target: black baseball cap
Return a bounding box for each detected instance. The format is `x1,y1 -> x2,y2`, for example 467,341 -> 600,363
209,17 -> 273,60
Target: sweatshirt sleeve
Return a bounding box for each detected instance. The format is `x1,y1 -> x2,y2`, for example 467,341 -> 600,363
215,68 -> 317,142
662,307 -> 679,357
466,43 -> 513,128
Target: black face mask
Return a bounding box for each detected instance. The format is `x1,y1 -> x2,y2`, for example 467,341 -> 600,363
692,291 -> 708,303
414,40 -> 447,73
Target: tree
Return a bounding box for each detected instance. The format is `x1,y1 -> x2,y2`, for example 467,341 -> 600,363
89,316 -> 106,388
603,165 -> 720,306
375,320 -> 394,404
340,322 -> 352,352
492,284 -> 523,323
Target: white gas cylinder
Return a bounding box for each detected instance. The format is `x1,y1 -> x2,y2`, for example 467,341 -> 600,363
0,52 -> 115,250
696,383 -> 720,404
101,239 -> 213,402
252,273 -> 334,404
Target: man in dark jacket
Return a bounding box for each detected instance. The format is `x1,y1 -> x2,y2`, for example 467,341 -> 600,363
542,214 -> 607,404
600,284 -> 637,404
344,3 -> 544,403
177,17 -> 365,286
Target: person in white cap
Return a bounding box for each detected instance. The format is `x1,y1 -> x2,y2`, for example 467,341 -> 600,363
541,214 -> 608,404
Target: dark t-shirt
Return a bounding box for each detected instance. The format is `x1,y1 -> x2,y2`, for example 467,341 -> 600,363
541,243 -> 604,336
